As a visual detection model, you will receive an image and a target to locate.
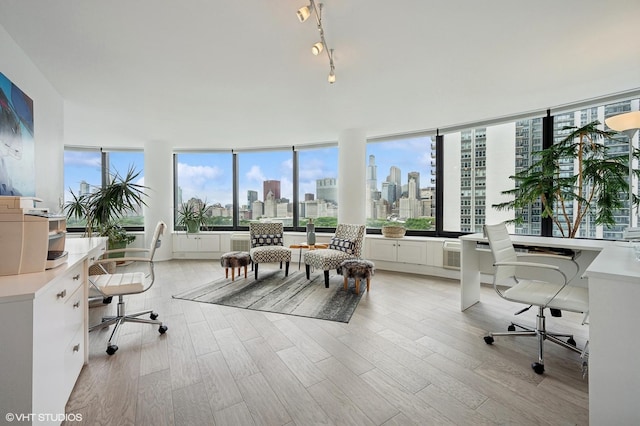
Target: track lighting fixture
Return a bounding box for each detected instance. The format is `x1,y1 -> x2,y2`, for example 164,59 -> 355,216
296,1 -> 336,84
296,6 -> 311,22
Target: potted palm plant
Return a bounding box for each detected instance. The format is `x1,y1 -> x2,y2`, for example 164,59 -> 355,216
177,198 -> 209,233
64,166 -> 148,253
493,121 -> 640,238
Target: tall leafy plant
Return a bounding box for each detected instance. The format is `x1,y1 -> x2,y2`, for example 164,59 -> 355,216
493,121 -> 640,238
64,166 -> 148,245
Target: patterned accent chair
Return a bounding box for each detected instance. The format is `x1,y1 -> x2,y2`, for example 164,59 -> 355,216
249,222 -> 292,280
304,224 -> 366,288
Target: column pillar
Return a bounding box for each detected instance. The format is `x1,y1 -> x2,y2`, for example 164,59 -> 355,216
338,128 -> 366,224
144,140 -> 173,261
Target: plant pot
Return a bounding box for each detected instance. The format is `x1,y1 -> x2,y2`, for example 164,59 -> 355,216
106,240 -> 127,258
186,220 -> 200,234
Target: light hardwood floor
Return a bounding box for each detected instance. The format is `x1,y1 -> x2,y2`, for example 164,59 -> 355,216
66,260 -> 590,425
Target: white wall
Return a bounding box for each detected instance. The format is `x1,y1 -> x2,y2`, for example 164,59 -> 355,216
0,24 -> 64,213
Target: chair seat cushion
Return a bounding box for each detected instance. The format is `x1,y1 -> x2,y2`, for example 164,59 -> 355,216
305,249 -> 356,270
90,272 -> 146,296
250,246 -> 291,263
504,279 -> 589,313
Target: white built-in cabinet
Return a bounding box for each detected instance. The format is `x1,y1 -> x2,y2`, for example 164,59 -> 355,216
173,234 -> 220,253
364,235 -> 457,279
0,237 -> 106,425
366,237 -> 427,264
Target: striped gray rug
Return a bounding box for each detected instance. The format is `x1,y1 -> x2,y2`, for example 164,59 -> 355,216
172,270 -> 364,323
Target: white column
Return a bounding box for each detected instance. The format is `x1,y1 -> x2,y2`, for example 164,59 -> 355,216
338,128 -> 366,224
144,140 -> 173,261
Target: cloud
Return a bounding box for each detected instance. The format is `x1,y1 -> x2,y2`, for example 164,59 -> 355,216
246,165 -> 266,183
64,151 -> 101,168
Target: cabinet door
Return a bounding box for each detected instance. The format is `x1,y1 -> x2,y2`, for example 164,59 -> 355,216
367,239 -> 398,262
396,240 -> 427,264
174,235 -> 200,252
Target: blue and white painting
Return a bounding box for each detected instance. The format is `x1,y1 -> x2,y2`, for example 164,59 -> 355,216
0,71 -> 34,196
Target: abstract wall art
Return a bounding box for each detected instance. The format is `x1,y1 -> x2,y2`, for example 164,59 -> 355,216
0,71 -> 34,196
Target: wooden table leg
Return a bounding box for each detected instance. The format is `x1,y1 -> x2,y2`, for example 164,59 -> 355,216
355,278 -> 360,295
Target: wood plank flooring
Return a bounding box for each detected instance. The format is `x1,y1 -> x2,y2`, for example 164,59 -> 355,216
66,260 -> 589,425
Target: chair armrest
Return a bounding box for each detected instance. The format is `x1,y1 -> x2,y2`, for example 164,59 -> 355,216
101,247 -> 151,258
494,260 -> 561,271
93,257 -> 152,265
516,253 -> 579,281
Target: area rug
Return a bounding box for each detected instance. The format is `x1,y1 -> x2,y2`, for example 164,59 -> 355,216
172,270 -> 363,323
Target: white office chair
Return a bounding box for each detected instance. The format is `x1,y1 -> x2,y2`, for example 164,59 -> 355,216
483,222 -> 589,375
89,221 -> 168,355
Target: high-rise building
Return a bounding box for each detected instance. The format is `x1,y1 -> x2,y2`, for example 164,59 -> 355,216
408,171 -> 420,200
381,181 -> 396,204
264,190 -> 277,217
247,190 -> 258,210
316,178 -> 337,204
304,193 -> 314,201
366,155 -> 378,218
459,128 -> 487,233
79,180 -> 91,196
263,180 -> 280,201
389,166 -> 401,202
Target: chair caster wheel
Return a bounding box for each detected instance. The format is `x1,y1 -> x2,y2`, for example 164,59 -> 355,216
507,324 -> 516,332
103,296 -> 113,304
567,337 -> 576,346
484,335 -> 494,344
106,345 -> 118,355
150,312 -> 159,320
158,325 -> 168,334
532,362 -> 545,374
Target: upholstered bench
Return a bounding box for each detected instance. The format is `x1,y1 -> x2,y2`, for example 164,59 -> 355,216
220,251 -> 252,281
338,259 -> 375,295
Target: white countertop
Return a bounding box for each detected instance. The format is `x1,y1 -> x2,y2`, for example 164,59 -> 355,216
460,232 -> 613,251
584,242 -> 640,283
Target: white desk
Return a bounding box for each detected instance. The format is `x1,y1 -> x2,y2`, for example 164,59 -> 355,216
459,233 -> 611,311
0,237 -> 106,426
583,244 -> 640,424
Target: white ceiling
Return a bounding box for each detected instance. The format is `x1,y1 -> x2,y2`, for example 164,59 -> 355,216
1,0 -> 639,149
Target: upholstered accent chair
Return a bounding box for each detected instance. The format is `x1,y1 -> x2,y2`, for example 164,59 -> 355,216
304,223 -> 366,288
249,222 -> 292,279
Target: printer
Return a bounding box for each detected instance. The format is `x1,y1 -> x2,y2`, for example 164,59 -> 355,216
0,196 -> 68,276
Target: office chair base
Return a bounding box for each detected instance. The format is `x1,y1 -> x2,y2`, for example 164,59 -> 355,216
484,309 -> 586,375
90,298 -> 168,355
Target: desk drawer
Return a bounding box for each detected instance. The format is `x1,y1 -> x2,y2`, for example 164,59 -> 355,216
64,283 -> 84,342
63,327 -> 84,397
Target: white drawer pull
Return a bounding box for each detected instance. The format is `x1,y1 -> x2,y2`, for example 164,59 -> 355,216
56,289 -> 67,299
73,344 -> 80,352
73,301 -> 80,309
72,274 -> 81,281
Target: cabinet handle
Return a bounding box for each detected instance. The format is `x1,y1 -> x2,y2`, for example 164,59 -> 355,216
73,301 -> 80,309
72,274 -> 81,281
57,289 -> 67,299
90,256 -> 95,262
73,344 -> 80,352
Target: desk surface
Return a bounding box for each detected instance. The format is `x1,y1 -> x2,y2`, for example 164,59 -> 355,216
460,232 -> 613,251
584,242 -> 640,282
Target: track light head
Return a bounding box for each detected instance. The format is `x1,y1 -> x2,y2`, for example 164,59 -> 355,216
312,42 -> 324,55
328,69 -> 336,84
296,5 -> 311,22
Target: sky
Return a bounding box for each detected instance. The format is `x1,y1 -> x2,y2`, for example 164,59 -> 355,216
63,135 -> 433,208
